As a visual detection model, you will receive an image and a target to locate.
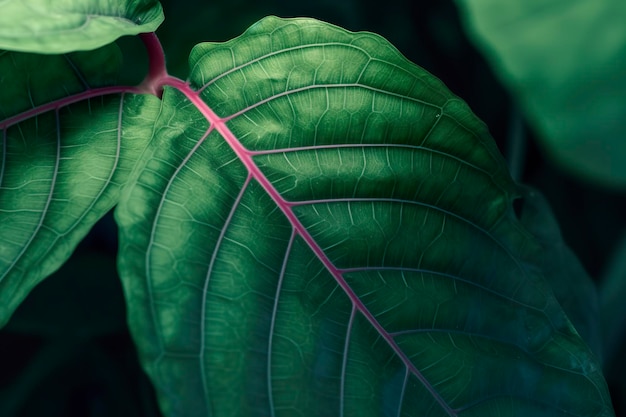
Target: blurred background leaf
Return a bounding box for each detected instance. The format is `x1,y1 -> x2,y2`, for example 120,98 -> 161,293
454,0 -> 626,189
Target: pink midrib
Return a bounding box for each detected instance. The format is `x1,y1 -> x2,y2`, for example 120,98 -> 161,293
0,85 -> 140,129
162,76 -> 456,416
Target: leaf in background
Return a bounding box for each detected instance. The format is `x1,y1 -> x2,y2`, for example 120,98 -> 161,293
0,45 -> 161,327
516,185 -> 602,360
0,0 -> 164,53
454,0 -> 626,188
116,17 -> 613,416
4,251 -> 125,339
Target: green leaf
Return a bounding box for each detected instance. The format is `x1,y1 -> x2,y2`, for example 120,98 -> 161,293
116,17 -> 613,416
454,0 -> 626,188
0,0 -> 164,54
0,45 -> 160,327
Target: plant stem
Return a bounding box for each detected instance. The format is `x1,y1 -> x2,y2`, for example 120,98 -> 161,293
138,32 -> 169,97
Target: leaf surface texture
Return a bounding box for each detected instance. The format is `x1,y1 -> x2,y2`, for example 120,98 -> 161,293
115,17 -> 613,417
455,0 -> 626,188
0,44 -> 160,325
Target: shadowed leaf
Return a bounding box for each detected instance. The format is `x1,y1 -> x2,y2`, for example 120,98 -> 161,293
115,16 -> 613,417
0,45 -> 160,326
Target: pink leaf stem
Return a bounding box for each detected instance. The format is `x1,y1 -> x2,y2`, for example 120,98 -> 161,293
138,32 -> 169,97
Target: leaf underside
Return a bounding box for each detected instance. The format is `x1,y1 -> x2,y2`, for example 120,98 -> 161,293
0,0 -> 164,53
0,44 -> 160,326
114,17 -> 613,417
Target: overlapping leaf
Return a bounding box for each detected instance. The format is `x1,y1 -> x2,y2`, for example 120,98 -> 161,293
116,17 -> 613,416
454,0 -> 626,188
0,0 -> 164,53
0,45 -> 161,327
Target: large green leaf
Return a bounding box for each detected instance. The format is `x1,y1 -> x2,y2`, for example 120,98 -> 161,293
0,0 -> 163,53
454,0 -> 626,188
116,17 -> 613,416
0,45 -> 160,327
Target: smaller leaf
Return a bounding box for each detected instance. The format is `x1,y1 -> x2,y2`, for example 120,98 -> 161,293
0,0 -> 164,54
0,45 -> 161,327
117,16 -> 614,416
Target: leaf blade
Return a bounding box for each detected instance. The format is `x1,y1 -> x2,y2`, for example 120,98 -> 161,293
0,0 -> 164,53
116,16 -> 613,417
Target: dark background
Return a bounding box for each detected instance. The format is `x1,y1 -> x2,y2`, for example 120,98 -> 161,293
2,0 -> 625,415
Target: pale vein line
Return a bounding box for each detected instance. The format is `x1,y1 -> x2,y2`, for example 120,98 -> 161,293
63,54 -> 90,89
340,266 -> 545,313
164,77 -> 458,416
1,95 -> 125,284
340,305 -> 357,417
146,125 -> 214,353
0,128 -> 6,189
195,42 -> 409,93
196,43 -> 354,91
222,83 -> 441,122
389,327 -> 584,376
288,196 -> 537,314
249,143 -> 490,177
267,229 -> 296,417
0,109 -> 61,283
0,86 -> 141,129
398,367 -> 409,417
198,173 -> 252,411
289,197 -> 495,246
